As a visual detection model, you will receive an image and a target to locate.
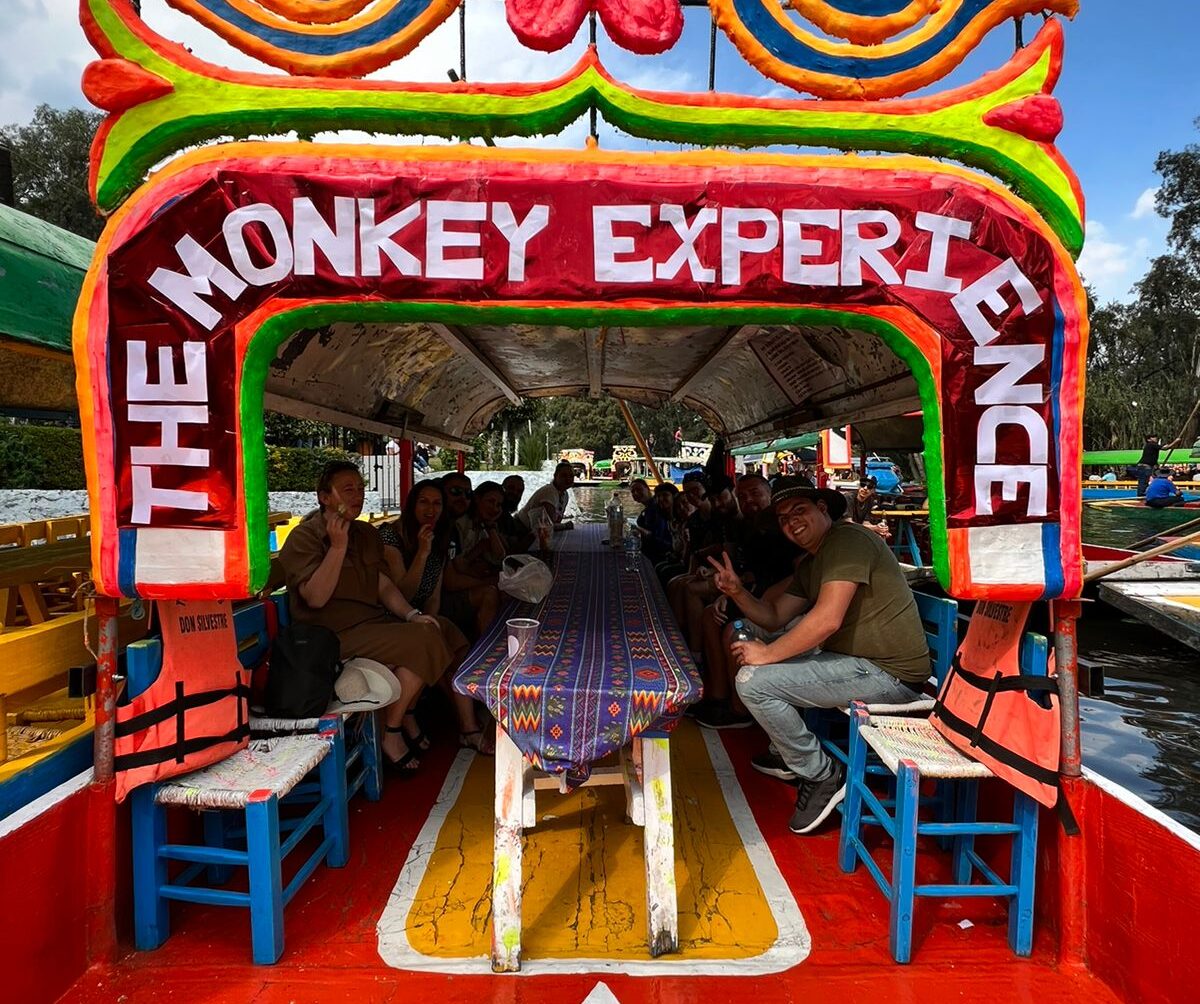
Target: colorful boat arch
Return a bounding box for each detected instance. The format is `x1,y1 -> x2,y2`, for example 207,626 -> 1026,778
74,144 -> 1086,603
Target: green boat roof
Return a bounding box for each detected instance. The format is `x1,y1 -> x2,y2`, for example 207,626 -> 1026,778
0,203 -> 93,354
1083,448 -> 1199,467
731,432 -> 819,456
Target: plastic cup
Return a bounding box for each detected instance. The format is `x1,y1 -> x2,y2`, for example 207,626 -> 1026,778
506,618 -> 540,664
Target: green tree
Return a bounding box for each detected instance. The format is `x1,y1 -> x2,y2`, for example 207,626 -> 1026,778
1,105 -> 105,239
1084,122 -> 1200,451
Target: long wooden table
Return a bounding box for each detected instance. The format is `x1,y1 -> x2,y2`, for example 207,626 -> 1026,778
454,524 -> 702,971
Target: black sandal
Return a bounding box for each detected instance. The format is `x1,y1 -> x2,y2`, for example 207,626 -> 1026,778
383,725 -> 421,774
403,710 -> 432,751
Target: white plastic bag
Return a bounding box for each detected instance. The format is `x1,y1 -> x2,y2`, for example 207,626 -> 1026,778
498,554 -> 553,604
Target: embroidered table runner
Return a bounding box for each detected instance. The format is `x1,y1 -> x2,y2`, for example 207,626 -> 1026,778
454,523 -> 702,780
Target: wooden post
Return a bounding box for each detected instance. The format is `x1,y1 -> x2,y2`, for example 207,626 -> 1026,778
617,399 -> 663,484
492,726 -> 524,972
86,595 -> 120,966
456,450 -> 466,474
398,438 -> 414,508
1053,598 -> 1086,968
641,737 -> 678,957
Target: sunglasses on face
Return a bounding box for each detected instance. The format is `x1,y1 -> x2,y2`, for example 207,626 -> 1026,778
446,486 -> 472,498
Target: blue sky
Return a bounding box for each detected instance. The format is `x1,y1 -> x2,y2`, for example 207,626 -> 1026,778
4,1 -> 1196,303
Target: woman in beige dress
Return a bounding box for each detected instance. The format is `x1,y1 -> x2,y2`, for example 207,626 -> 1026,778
279,461 -> 452,772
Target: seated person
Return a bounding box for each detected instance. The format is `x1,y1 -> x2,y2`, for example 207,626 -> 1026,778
843,476 -> 891,540
518,461 -> 575,530
499,475 -> 534,552
457,480 -> 509,576
279,461 -> 453,773
440,473 -> 501,640
378,480 -> 494,754
637,481 -> 676,564
657,474 -> 709,587
1145,469 -> 1185,508
1101,469 -> 1118,482
694,474 -> 800,729
708,477 -> 930,835
668,475 -> 739,658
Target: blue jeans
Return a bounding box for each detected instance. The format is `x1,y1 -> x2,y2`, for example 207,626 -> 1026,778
736,651 -> 923,782
1135,465 -> 1152,496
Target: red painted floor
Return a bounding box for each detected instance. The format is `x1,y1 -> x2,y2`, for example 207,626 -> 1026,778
59,729 -> 1122,1004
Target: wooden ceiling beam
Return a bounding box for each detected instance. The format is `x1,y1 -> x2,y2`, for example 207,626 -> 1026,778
262,392 -> 473,451
428,322 -> 522,406
669,325 -> 758,403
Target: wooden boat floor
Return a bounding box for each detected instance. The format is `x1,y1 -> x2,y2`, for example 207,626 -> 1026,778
61,725 -> 1121,1004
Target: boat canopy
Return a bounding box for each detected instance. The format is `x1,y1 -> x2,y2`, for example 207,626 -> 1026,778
1083,449 -> 1198,467
0,204 -> 90,414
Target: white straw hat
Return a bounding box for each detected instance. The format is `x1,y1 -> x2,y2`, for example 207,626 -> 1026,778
327,658 -> 402,714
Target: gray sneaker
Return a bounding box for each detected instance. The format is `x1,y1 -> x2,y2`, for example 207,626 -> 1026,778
788,763 -> 847,834
751,751 -> 798,782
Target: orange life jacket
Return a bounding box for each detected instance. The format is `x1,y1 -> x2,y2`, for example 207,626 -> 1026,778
113,600 -> 250,802
931,601 -> 1062,812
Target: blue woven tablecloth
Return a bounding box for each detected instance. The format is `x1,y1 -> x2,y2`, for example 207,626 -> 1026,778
453,524 -> 703,781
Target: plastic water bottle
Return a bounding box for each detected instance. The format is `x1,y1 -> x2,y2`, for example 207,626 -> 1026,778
624,528 -> 641,571
606,494 -> 625,548
731,619 -> 753,643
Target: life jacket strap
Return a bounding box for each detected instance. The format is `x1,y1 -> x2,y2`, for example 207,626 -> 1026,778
114,681 -> 251,738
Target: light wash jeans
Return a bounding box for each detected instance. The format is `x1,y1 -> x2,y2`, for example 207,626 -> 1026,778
735,651 -> 922,783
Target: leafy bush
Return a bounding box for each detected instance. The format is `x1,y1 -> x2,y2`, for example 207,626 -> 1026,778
0,425 -> 86,489
266,446 -> 360,491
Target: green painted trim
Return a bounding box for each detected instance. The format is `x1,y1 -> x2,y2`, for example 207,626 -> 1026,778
86,0 -> 1083,255
238,301 -> 950,592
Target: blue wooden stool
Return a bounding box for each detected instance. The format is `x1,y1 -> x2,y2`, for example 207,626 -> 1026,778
126,633 -> 351,965
837,701 -> 1040,963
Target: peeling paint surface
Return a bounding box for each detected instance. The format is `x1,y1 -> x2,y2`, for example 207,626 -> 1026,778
386,724 -> 797,968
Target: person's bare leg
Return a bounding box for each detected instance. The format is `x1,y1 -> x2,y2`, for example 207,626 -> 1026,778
684,578 -> 715,654
701,604 -> 727,702
667,574 -> 691,631
382,664 -> 425,766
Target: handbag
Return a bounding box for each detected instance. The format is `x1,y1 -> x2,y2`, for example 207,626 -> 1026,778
498,554 -> 554,604
263,622 -> 343,718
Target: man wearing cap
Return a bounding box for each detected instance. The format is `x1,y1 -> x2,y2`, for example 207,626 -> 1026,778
708,476 -> 930,834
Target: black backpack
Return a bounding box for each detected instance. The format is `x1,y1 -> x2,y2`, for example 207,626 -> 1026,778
263,623 -> 342,718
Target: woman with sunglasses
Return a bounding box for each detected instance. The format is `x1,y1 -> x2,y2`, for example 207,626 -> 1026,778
378,480 -> 495,755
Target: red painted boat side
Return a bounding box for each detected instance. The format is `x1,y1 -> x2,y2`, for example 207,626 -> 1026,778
2,731 -> 1195,1004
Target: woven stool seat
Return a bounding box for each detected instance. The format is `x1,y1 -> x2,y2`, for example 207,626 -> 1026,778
155,736 -> 330,810
859,714 -> 993,779
249,715 -> 322,736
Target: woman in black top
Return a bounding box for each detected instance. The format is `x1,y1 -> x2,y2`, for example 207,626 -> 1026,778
379,481 -> 494,754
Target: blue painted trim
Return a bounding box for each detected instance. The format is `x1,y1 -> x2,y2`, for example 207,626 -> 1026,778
189,0 -> 440,57
730,0 -> 1001,79
821,0 -> 917,13
118,527 -> 139,599
0,734 -> 93,823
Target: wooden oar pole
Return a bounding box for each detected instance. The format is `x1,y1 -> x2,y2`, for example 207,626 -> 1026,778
1129,514 -> 1200,549
1083,527 -> 1200,583
618,399 -> 664,485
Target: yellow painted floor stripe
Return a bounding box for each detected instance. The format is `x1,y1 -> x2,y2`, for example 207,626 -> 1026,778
405,722 -> 778,960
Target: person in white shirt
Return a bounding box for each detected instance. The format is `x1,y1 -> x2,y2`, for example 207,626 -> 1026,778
518,462 -> 575,529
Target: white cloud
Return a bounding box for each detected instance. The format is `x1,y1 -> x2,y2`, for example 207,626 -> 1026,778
1077,220 -> 1137,302
1130,187 -> 1159,220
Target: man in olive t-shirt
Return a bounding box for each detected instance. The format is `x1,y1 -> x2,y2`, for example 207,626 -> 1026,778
708,477 -> 930,835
